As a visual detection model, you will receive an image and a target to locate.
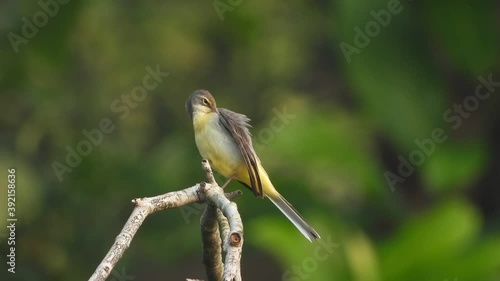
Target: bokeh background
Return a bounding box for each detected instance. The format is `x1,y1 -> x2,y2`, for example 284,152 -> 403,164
1,0 -> 500,280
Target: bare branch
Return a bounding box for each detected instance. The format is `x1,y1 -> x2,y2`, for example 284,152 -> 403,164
89,184 -> 202,281
201,204 -> 223,281
202,183 -> 243,281
225,190 -> 243,201
217,209 -> 230,249
89,160 -> 244,281
202,159 -> 217,185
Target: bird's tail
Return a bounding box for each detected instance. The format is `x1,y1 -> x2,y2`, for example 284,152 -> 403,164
267,192 -> 321,242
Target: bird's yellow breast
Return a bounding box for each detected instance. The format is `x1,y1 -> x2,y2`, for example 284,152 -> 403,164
193,112 -> 243,178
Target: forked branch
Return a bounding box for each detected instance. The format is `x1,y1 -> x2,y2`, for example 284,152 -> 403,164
89,160 -> 243,281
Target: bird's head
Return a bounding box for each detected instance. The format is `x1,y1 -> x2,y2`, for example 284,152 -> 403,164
186,89 -> 218,120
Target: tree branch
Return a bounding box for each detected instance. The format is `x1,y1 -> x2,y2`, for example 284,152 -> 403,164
89,160 -> 244,281
200,172 -> 244,281
201,204 -> 223,281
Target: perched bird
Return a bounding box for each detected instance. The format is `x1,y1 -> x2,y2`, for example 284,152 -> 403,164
186,89 -> 320,242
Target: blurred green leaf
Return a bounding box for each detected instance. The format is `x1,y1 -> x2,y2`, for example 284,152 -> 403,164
423,139 -> 488,193
380,199 -> 481,281
344,230 -> 380,281
248,215 -> 344,281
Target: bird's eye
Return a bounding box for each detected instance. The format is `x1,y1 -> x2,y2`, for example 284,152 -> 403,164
202,98 -> 210,106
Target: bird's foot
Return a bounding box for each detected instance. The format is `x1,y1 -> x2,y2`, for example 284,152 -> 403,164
220,175 -> 236,189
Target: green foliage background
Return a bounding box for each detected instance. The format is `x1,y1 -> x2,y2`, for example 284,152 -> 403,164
0,0 -> 499,280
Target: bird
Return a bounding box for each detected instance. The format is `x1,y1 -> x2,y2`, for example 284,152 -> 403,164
185,89 -> 320,242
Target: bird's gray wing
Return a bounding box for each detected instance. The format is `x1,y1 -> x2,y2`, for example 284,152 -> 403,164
218,108 -> 263,197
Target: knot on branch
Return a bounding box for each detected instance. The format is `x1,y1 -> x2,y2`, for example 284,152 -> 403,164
229,232 -> 242,246
131,198 -> 141,206
200,181 -> 211,193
